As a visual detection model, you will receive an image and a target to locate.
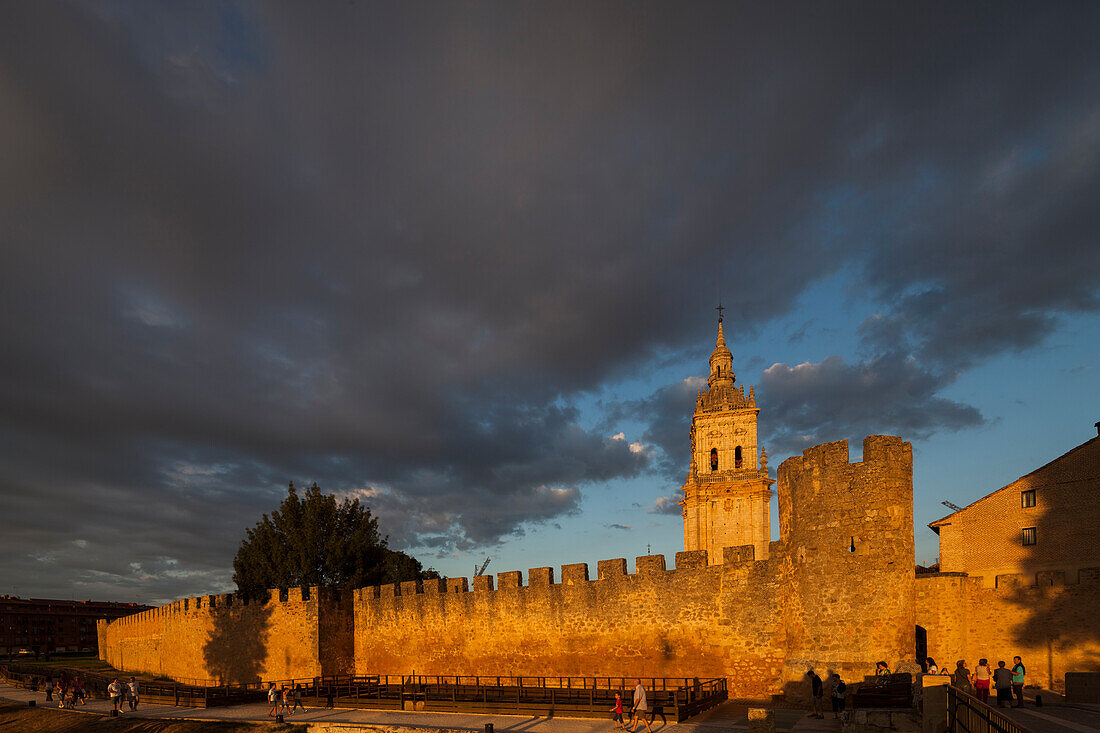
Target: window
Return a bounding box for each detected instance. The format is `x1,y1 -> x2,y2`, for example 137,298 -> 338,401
734,445 -> 743,469
710,448 -> 718,471
1022,527 -> 1037,546
1021,490 -> 1036,508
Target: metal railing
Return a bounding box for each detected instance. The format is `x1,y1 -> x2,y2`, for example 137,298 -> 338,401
947,685 -> 1031,733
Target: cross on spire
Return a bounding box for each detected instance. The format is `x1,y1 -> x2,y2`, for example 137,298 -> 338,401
715,301 -> 725,323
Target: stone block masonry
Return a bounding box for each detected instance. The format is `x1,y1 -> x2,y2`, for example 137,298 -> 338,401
99,435 -> 918,700
776,435 -> 916,693
98,587 -> 353,684
354,550 -> 788,698
916,570 -> 1100,691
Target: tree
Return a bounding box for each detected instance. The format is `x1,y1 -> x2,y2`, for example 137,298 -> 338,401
232,482 -> 438,600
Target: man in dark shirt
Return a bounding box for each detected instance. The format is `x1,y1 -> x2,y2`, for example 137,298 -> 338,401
806,669 -> 824,719
992,661 -> 1013,707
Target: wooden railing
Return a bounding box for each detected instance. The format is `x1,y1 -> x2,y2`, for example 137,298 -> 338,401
1,664 -> 726,720
296,675 -> 727,721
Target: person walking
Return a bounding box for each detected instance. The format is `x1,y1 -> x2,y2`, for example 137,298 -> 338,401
972,658 -> 992,704
993,661 -> 1012,707
282,685 -> 291,715
45,676 -> 53,703
830,673 -> 847,719
1011,656 -> 1026,707
610,691 -> 627,730
108,678 -> 124,714
628,679 -> 652,733
127,676 -> 140,711
806,669 -> 824,719
267,682 -> 279,717
291,683 -> 306,714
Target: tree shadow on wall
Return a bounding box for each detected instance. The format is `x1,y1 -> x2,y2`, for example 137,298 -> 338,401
1006,447 -> 1100,686
203,596 -> 272,685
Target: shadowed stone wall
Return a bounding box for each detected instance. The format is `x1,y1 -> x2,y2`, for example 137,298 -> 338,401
98,588 -> 353,684
916,571 -> 1100,692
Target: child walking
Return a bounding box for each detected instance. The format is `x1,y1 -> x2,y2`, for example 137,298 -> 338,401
611,691 -> 626,730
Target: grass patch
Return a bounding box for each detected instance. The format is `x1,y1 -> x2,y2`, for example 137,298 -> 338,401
7,655 -> 119,673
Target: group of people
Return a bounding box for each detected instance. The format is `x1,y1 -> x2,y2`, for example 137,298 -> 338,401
266,682 -> 307,717
610,679 -> 654,733
925,655 -> 1027,708
106,676 -> 140,713
40,672 -> 88,709
804,654 -> 1027,720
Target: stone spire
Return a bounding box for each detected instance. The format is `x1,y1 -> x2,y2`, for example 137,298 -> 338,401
708,318 -> 735,388
682,308 -> 774,564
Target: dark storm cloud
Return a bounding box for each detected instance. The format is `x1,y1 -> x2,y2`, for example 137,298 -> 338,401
759,354 -> 985,453
0,2 -> 1097,602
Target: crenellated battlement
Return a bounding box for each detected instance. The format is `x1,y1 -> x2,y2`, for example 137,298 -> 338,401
777,434 -> 909,474
104,541 -> 786,636
350,548 -> 769,607
917,566 -> 1100,593
777,435 -> 913,553
100,583 -> 345,633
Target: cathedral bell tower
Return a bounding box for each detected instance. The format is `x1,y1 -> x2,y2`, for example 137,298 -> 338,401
680,313 -> 773,562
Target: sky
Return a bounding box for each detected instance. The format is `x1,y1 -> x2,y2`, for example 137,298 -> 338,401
0,1 -> 1098,606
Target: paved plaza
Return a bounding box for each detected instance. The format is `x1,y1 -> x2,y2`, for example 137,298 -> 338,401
998,699 -> 1100,733
1,681 -> 837,731
10,680 -> 1100,732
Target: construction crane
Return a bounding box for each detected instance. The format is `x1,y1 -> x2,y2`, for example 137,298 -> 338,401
473,556 -> 491,577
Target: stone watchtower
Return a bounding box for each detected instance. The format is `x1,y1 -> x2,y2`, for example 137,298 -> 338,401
681,315 -> 774,563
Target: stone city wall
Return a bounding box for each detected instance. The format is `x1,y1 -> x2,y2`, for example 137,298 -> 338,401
99,435 -> 918,700
353,436 -> 916,700
916,569 -> 1100,692
98,587 -> 353,684
353,549 -> 787,699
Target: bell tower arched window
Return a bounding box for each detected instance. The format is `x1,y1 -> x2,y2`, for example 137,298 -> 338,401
735,445 -> 743,469
710,448 -> 718,471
